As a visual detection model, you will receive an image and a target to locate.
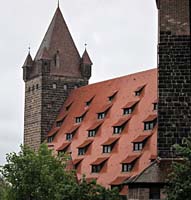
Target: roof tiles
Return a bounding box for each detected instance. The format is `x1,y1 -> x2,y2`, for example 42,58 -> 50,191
48,68 -> 157,191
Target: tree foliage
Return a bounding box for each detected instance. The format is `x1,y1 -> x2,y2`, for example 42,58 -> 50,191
166,138 -> 191,200
0,175 -> 9,200
0,144 -> 120,200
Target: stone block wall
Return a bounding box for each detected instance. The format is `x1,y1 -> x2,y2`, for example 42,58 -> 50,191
158,0 -> 191,158
24,73 -> 88,150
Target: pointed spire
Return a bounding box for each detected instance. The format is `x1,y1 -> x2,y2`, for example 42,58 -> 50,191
23,52 -> 33,67
39,47 -> 50,60
58,0 -> 60,8
82,47 -> 93,65
34,6 -> 81,77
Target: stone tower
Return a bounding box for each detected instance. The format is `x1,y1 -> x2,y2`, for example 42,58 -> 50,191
157,0 -> 191,158
23,6 -> 92,150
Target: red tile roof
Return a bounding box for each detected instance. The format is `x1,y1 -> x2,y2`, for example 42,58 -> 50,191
121,154 -> 141,164
91,157 -> 109,165
122,100 -> 139,109
49,68 -> 157,191
110,176 -> 130,185
48,127 -> 60,137
120,185 -> 128,195
112,116 -> 131,127
132,134 -> 152,143
57,142 -> 71,151
97,103 -> 112,113
56,112 -> 67,122
77,139 -> 93,148
73,158 -> 83,165
135,85 -> 146,92
102,137 -> 119,145
86,121 -> 103,130
143,114 -> 157,122
66,125 -> 80,133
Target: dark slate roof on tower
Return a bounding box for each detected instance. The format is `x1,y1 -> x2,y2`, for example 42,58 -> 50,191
82,49 -> 93,65
23,53 -> 33,67
35,6 -> 82,77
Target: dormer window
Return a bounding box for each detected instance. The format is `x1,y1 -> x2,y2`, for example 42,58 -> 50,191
121,155 -> 140,172
47,128 -> 59,143
103,145 -> 112,153
76,116 -> 83,123
56,114 -> 67,127
47,136 -> 54,143
132,134 -> 152,151
122,101 -> 139,116
91,157 -> 109,173
144,122 -> 155,130
87,121 -> 103,137
57,142 -> 71,154
66,102 -> 72,111
92,165 -> 102,173
133,143 -> 143,151
56,120 -> 63,127
108,91 -> 118,102
98,112 -> 106,119
112,118 -> 130,134
143,115 -> 157,131
97,104 -> 112,120
134,85 -> 145,96
123,108 -> 132,115
78,148 -> 86,155
86,96 -> 94,107
153,103 -> 158,111
75,110 -> 88,123
65,125 -> 80,141
66,133 -> 73,141
73,158 -> 83,170
113,126 -> 123,134
88,130 -> 96,137
102,138 -> 119,153
122,163 -> 133,172
77,140 -> 93,156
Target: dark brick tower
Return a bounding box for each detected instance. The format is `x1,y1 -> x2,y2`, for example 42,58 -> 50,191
157,0 -> 191,158
23,6 -> 92,150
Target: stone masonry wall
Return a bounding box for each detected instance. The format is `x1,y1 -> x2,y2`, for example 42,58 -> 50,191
24,74 -> 88,150
24,77 -> 42,149
41,75 -> 88,143
158,0 -> 191,158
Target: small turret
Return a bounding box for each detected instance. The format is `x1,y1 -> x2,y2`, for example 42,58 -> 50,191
22,52 -> 33,82
80,48 -> 93,80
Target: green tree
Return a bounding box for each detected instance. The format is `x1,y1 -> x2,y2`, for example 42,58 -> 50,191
0,174 -> 9,200
1,144 -> 120,200
166,138 -> 191,200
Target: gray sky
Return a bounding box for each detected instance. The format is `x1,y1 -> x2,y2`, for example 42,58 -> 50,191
0,0 -> 158,165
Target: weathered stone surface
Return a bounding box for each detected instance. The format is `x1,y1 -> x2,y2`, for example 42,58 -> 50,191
158,0 -> 191,158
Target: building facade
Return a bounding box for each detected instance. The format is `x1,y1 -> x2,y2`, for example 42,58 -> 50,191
22,1 -> 191,199
23,7 -> 92,150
